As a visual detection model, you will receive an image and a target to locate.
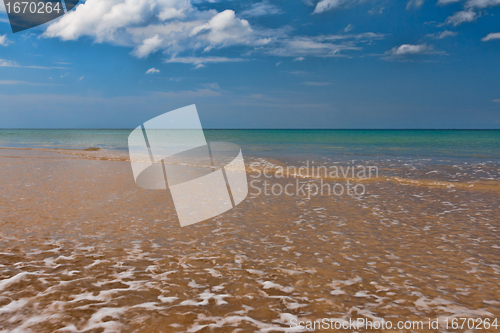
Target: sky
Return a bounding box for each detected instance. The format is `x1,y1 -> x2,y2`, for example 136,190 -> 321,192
0,0 -> 499,129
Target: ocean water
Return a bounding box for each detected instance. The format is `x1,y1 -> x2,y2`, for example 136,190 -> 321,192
0,129 -> 499,161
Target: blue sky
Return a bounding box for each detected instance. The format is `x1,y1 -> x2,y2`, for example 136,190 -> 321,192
0,0 -> 499,128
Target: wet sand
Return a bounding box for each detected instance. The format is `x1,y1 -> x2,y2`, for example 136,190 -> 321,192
0,148 -> 499,332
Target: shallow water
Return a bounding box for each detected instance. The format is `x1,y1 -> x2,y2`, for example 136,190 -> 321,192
0,148 -> 499,332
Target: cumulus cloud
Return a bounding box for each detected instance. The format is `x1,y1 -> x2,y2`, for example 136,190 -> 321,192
44,0 -> 270,59
133,34 -> 163,58
190,10 -> 255,51
389,44 -> 430,55
41,0 -> 387,63
0,35 -> 10,46
241,1 -> 282,17
482,32 -> 500,41
145,67 -> 160,73
445,10 -> 477,25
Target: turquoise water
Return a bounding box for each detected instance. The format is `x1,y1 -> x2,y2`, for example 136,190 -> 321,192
0,129 -> 499,161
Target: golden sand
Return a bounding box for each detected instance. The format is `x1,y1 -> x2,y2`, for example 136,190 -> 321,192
0,148 -> 499,332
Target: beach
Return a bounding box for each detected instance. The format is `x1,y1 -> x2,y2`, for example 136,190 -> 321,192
0,130 -> 499,332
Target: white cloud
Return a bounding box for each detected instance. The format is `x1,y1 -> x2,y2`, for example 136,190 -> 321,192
386,44 -> 431,56
0,35 -> 10,46
344,24 -> 353,32
79,76 -> 84,80
44,0 -> 269,59
482,32 -> 500,41
406,0 -> 425,9
164,56 -> 247,68
145,67 -> 161,73
444,0 -> 500,26
241,1 -> 282,17
45,0 -> 159,42
313,0 -> 358,14
0,59 -> 18,67
158,0 -> 192,20
445,10 -> 477,25
442,0 -> 500,27
493,99 -> 500,103
368,6 -> 385,14
0,59 -> 69,69
133,34 -> 163,58
267,33 -> 385,58
39,0 -> 390,64
427,30 -> 458,39
40,0 -> 388,64
294,57 -> 305,61
466,0 -> 500,8
311,0 -> 372,13
190,10 -> 255,50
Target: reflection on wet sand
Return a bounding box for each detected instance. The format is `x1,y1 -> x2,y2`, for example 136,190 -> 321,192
0,148 -> 499,332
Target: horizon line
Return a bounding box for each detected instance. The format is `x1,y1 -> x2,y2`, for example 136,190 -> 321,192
0,128 -> 499,131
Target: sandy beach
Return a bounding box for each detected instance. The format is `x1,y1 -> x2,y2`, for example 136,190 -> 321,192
0,147 -> 499,332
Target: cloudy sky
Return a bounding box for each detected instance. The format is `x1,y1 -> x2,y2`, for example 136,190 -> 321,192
0,0 -> 499,128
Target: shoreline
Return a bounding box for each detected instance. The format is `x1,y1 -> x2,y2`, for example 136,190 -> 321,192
0,146 -> 499,196
1,146 -> 498,194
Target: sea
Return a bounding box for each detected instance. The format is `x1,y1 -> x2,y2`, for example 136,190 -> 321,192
1,129 -> 499,160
